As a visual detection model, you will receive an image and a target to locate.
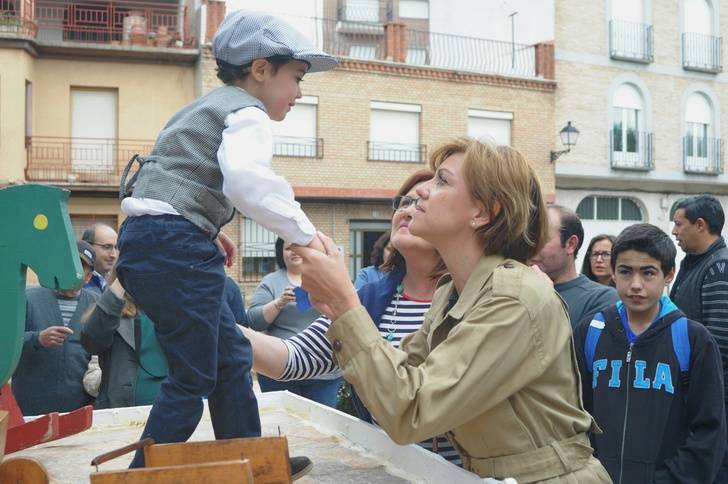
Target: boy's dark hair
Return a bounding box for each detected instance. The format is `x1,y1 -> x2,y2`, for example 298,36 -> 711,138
549,205 -> 584,258
275,237 -> 286,269
674,195 -> 725,235
611,223 -> 676,275
216,55 -> 299,84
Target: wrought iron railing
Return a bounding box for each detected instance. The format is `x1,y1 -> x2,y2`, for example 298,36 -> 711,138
0,0 -> 194,47
312,17 -> 538,76
368,141 -> 425,163
0,0 -> 36,35
609,19 -> 653,63
25,136 -> 155,186
683,136 -> 723,174
682,32 -> 722,73
273,136 -> 324,158
609,130 -> 654,171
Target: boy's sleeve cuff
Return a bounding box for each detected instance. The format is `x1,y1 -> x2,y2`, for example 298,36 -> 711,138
325,306 -> 382,367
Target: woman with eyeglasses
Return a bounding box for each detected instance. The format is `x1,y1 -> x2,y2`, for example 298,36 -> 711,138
292,138 -> 610,482
581,234 -> 616,287
241,170 -> 463,465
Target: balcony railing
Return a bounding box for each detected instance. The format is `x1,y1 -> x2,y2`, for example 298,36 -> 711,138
683,137 -> 723,174
609,130 -> 654,171
682,32 -> 722,73
26,136 -> 154,186
368,141 -> 425,163
0,0 -> 194,48
609,20 -> 653,63
273,136 -> 324,158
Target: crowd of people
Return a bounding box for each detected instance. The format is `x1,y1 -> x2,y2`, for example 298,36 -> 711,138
10,9 -> 728,483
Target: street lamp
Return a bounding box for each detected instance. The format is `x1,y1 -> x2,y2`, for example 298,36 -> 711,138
550,121 -> 579,163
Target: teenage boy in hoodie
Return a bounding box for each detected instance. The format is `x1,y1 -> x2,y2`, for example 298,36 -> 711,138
574,223 -> 726,483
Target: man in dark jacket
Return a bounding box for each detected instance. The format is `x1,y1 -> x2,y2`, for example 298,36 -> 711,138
670,195 -> 728,481
575,224 -> 726,483
12,241 -> 99,415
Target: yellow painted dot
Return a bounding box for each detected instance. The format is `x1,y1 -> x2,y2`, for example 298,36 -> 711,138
33,214 -> 49,231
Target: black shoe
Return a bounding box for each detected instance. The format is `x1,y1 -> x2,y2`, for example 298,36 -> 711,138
290,455 -> 313,481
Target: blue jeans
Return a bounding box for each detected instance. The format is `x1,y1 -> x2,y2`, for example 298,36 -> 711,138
116,215 -> 260,468
258,374 -> 341,409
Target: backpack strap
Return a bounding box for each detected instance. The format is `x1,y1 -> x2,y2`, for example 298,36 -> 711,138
670,316 -> 691,393
584,312 -> 606,372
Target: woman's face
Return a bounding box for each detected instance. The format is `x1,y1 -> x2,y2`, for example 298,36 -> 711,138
410,153 -> 484,245
590,238 -> 613,279
390,184 -> 436,255
283,241 -> 303,269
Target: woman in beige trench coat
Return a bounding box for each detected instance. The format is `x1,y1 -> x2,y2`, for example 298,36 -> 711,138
293,138 -> 612,484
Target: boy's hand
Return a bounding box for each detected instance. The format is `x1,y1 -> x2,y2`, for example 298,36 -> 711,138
215,231 -> 236,268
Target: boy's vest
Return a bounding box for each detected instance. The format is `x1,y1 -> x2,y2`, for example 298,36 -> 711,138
584,304 -> 691,391
128,85 -> 266,239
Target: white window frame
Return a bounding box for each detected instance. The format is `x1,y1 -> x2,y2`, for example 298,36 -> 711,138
271,95 -> 319,158
369,101 -> 422,162
399,0 -> 429,19
467,109 -> 513,145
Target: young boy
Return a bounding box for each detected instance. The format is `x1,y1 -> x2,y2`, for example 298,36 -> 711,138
574,223 -> 726,483
115,11 -> 337,472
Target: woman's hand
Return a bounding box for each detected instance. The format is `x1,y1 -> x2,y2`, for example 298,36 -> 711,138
275,287 -> 296,310
291,231 -> 360,320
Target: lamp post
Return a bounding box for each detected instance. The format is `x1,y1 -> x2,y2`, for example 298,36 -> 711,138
550,121 -> 579,163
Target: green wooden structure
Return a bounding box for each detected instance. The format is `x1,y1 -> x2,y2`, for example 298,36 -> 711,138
0,184 -> 82,387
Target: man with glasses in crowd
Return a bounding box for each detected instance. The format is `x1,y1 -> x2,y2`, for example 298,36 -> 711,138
530,205 -> 618,328
82,223 -> 119,295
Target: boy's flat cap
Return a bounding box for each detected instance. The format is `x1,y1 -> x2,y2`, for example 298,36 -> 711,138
213,11 -> 339,73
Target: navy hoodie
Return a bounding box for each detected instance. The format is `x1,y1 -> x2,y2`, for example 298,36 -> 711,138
574,297 -> 726,484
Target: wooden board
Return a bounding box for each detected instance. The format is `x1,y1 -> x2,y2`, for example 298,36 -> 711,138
90,459 -> 253,484
144,436 -> 291,484
0,410 -> 8,462
0,457 -> 49,484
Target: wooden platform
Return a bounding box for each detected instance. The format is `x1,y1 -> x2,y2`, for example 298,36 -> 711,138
11,391 -> 505,483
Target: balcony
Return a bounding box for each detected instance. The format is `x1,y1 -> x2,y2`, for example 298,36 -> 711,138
609,130 -> 654,171
609,20 -> 653,63
25,136 -> 154,188
273,136 -> 324,158
0,0 -> 194,48
367,141 -> 425,163
682,33 -> 722,73
683,137 -> 723,174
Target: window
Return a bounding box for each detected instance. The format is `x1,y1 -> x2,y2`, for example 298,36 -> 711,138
271,96 -> 320,158
609,0 -> 652,62
683,0 -> 721,72
344,0 -> 379,22
467,109 -> 512,145
406,47 -> 427,65
576,196 -> 643,221
685,92 -> 712,159
610,83 -> 651,169
349,220 -> 391,279
71,88 -> 118,176
241,218 -> 277,282
349,44 -> 377,60
400,0 -> 429,19
369,101 -> 422,162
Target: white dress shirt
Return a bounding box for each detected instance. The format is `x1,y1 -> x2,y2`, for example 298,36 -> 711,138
121,106 -> 316,246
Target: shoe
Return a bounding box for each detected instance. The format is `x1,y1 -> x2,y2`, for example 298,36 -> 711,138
290,455 -> 313,481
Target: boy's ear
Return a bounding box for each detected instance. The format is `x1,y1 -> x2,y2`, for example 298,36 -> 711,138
664,267 -> 676,285
249,58 -> 270,82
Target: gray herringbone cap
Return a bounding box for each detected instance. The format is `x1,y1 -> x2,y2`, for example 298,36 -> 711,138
213,11 -> 339,73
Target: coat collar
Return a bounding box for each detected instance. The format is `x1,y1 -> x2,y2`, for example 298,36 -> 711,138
434,254 -> 505,322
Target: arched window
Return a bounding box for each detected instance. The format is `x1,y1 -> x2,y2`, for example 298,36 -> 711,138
683,91 -> 720,173
683,0 -> 721,72
609,0 -> 652,62
611,84 -> 649,168
576,196 -> 643,221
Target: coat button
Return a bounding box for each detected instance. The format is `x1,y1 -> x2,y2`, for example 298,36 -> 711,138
332,339 -> 343,351
503,262 -> 514,268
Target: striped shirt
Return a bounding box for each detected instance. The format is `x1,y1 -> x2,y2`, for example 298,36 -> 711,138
281,293 -> 462,466
57,296 -> 79,326
701,264 -> 728,380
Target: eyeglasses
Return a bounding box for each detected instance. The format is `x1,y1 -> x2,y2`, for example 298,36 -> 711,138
92,243 -> 118,252
392,195 -> 419,211
588,251 -> 611,260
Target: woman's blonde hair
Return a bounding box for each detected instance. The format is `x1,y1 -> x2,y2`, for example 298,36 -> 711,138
429,137 -> 548,263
